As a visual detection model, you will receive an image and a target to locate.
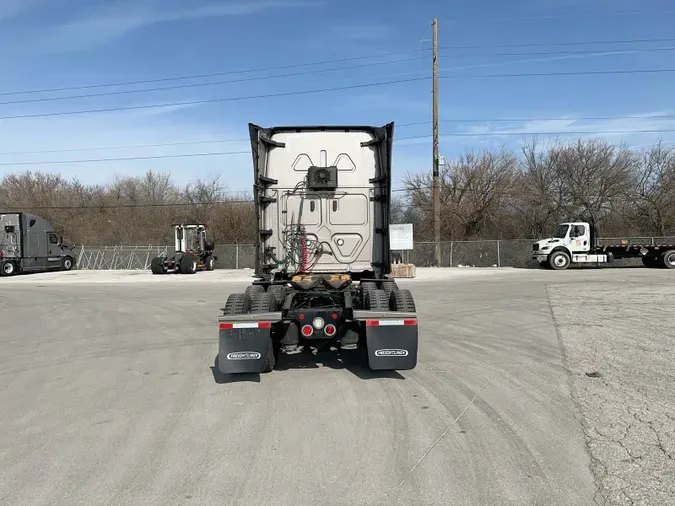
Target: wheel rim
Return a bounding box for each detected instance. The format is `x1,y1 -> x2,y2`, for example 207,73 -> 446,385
64,259 -> 71,269
667,253 -> 675,266
554,255 -> 567,267
3,263 -> 14,274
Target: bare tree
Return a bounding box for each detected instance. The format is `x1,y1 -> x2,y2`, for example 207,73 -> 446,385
626,142 -> 675,237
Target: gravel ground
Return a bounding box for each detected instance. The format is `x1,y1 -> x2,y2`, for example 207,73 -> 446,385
547,276 -> 675,505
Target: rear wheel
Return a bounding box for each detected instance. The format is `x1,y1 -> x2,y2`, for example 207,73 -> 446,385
390,289 -> 416,312
661,250 -> 675,269
548,251 -> 571,270
380,280 -> 399,300
366,289 -> 390,311
250,292 -> 278,372
179,255 -> 197,274
267,284 -> 287,307
222,292 -> 253,315
245,284 -> 265,298
150,256 -> 165,274
205,256 -> 215,271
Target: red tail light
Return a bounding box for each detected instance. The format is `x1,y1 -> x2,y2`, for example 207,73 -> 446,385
324,324 -> 336,336
301,325 -> 313,337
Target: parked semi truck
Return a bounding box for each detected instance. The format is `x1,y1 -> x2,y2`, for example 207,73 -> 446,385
532,221 -> 675,270
216,122 -> 418,374
0,212 -> 76,276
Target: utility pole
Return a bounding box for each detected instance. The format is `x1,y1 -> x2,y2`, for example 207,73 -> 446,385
432,18 -> 441,266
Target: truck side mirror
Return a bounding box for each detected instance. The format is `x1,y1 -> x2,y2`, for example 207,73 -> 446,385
59,235 -> 63,245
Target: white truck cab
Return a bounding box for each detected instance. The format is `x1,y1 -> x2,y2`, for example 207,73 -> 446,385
532,221 -> 608,270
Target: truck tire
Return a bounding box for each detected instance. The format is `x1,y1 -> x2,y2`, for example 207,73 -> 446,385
245,284 -> 265,298
267,284 -> 287,307
251,292 -> 278,312
61,256 -> 74,271
366,289 -> 390,311
380,280 -> 399,299
150,257 -> 165,274
1,260 -> 16,276
661,250 -> 675,269
361,281 -> 377,308
390,289 -> 416,312
179,255 -> 198,274
205,256 -> 215,271
222,292 -> 253,315
548,250 -> 571,270
250,292 -> 278,372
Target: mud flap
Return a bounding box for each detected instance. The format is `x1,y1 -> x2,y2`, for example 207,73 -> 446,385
218,321 -> 272,374
359,313 -> 418,370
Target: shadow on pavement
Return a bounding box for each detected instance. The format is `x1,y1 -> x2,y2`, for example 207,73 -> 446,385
274,345 -> 405,380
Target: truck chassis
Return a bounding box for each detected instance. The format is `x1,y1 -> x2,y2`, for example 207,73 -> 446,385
535,241 -> 675,270
217,275 -> 418,374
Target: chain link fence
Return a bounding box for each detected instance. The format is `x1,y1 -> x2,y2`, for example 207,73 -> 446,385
73,236 -> 675,270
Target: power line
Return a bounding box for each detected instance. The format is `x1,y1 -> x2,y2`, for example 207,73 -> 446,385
3,115 -> 674,156
0,150 -> 250,166
0,56 -> 428,107
0,37 -> 671,101
0,48 -> 431,98
438,129 -> 675,137
0,76 -> 431,121
438,68 -> 675,79
2,129 -> 673,166
3,47 -> 670,108
2,67 -> 673,122
441,9 -> 675,23
441,46 -> 675,58
437,36 -> 675,50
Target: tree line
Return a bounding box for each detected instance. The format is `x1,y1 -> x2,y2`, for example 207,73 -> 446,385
1,137 -> 673,246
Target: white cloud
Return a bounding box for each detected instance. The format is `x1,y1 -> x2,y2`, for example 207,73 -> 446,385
35,0 -> 321,53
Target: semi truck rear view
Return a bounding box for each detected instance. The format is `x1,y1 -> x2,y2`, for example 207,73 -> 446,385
217,122 -> 419,374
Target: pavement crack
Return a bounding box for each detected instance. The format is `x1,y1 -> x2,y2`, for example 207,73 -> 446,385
396,371 -> 497,493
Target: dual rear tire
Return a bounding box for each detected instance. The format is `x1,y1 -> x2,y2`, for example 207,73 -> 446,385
222,289 -> 279,373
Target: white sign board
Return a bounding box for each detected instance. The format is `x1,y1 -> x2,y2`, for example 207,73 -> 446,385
389,223 -> 413,250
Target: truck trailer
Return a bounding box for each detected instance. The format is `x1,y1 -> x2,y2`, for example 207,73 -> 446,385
0,212 -> 76,276
216,122 -> 419,374
532,221 -> 675,270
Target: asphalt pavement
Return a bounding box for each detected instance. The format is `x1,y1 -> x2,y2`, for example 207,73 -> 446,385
0,267 -> 671,505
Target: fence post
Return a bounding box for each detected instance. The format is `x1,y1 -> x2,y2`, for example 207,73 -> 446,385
497,240 -> 501,267
449,241 -> 454,267
77,245 -> 85,268
235,243 -> 239,270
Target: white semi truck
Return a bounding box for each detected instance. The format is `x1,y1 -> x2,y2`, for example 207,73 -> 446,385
216,122 -> 419,374
532,221 -> 675,270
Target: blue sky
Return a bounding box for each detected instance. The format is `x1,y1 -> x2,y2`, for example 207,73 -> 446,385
0,0 -> 674,193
